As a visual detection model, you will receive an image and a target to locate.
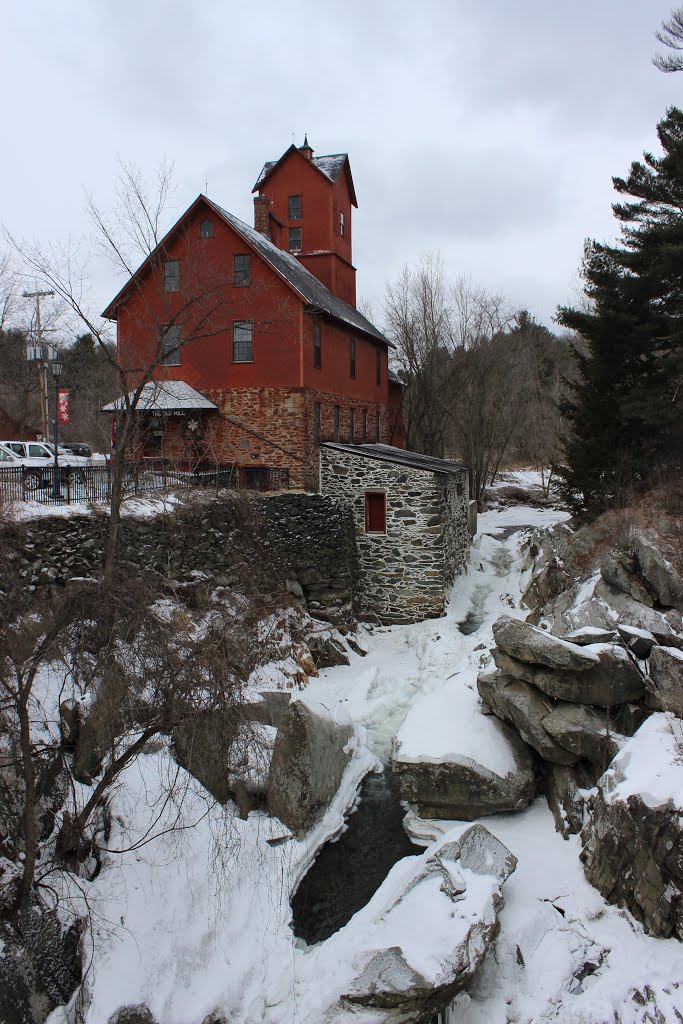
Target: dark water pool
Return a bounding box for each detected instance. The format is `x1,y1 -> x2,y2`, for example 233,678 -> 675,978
290,769 -> 421,944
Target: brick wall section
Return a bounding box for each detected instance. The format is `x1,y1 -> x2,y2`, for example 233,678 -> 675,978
320,447 -> 470,624
0,493 -> 358,626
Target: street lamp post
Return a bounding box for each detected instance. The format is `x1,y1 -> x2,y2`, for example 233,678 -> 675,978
50,355 -> 63,500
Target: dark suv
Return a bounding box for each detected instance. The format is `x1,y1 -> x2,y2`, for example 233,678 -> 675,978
61,442 -> 93,458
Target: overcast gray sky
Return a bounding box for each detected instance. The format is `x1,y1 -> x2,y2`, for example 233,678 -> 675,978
1,0 -> 678,332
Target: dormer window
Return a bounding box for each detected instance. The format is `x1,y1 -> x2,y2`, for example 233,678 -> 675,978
340,210 -> 345,236
288,227 -> 302,252
200,218 -> 213,238
288,195 -> 302,220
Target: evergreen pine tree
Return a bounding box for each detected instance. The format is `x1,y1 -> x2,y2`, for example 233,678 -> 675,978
557,107 -> 683,513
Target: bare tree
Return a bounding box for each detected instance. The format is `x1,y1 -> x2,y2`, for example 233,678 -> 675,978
384,259 -> 522,502
653,5 -> 683,72
384,253 -> 454,455
6,162 -> 234,576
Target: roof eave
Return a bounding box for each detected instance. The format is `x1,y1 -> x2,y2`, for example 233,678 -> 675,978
100,194 -> 211,320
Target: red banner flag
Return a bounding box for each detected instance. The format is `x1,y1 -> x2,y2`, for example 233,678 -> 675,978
57,389 -> 70,425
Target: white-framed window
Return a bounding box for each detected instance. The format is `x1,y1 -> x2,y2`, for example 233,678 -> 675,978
288,227 -> 302,252
233,321 -> 253,362
340,210 -> 345,236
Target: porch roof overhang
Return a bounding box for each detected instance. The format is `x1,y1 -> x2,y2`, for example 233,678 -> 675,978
102,380 -> 217,414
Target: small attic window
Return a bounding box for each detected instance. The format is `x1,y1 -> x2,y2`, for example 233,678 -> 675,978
340,210 -> 345,236
200,218 -> 213,238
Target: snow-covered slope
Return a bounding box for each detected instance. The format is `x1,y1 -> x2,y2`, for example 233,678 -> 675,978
47,506 -> 683,1024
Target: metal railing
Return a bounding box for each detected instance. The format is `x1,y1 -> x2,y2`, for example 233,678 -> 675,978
0,461 -> 290,507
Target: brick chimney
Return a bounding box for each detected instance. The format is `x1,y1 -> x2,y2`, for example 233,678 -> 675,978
253,194 -> 270,237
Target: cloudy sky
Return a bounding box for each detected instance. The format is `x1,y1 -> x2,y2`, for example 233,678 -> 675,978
1,0 -> 678,332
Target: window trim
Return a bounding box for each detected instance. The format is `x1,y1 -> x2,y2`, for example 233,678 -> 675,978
340,210 -> 345,236
364,490 -> 387,534
162,324 -> 182,366
288,194 -> 302,220
163,259 -> 180,293
288,226 -> 302,252
233,252 -> 251,287
232,320 -> 254,363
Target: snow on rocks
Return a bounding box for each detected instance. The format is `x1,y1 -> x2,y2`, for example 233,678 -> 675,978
267,700 -> 355,833
392,682 -> 536,819
581,713 -> 683,940
492,615 -> 602,672
339,825 -> 516,1016
648,646 -> 683,713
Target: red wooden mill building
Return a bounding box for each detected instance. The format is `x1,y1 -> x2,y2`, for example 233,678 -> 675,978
103,138 -> 404,490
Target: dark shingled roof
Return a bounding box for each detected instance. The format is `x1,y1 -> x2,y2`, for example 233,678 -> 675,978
206,199 -> 391,346
322,443 -> 467,475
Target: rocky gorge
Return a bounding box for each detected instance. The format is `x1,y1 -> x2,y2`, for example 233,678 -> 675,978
2,490 -> 683,1024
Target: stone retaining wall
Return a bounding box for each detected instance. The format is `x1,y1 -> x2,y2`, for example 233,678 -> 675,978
0,493 -> 358,624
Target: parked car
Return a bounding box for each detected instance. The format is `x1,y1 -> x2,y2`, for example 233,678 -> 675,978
43,442 -> 92,467
0,442 -> 52,491
60,441 -> 93,459
3,440 -> 85,468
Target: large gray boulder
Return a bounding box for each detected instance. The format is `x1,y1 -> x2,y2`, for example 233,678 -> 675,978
632,535 -> 683,612
580,713 -> 683,939
542,703 -> 622,770
342,825 -> 516,1017
267,700 -> 354,833
543,762 -> 595,838
393,715 -> 536,820
601,550 -> 653,606
0,908 -> 80,1024
531,644 -> 645,708
492,615 -> 601,672
477,669 -> 578,765
648,646 -> 683,713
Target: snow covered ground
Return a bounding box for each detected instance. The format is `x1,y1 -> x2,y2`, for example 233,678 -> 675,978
47,505 -> 683,1023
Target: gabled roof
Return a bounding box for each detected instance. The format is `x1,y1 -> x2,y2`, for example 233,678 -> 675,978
102,380 -> 217,413
102,194 -> 390,346
252,145 -> 358,207
206,199 -> 390,346
322,443 -> 467,475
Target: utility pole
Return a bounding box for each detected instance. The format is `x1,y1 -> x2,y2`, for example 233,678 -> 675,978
22,289 -> 55,440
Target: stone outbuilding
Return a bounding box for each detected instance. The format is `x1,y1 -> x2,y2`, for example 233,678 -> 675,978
320,443 -> 474,624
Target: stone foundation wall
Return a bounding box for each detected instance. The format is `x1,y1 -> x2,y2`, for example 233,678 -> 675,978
132,386 -> 396,493
320,447 -> 470,624
0,493 -> 357,624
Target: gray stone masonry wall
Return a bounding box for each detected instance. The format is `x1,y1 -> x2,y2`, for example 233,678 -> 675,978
320,448 -> 470,624
0,493 -> 357,624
